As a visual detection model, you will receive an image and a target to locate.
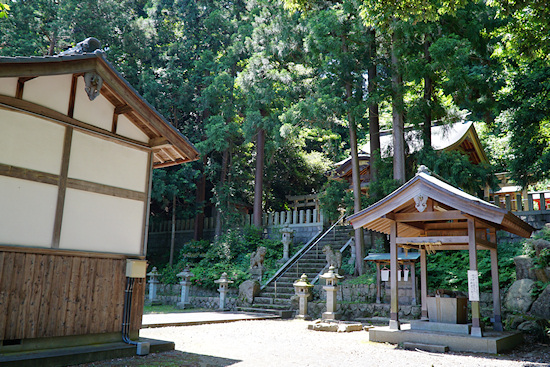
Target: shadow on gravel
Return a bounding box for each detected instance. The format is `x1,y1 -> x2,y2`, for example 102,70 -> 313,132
73,350 -> 241,367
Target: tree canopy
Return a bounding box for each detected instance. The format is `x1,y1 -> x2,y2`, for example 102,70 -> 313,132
1,0 -> 549,237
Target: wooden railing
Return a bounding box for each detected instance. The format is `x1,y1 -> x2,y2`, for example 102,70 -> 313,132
494,191 -> 550,213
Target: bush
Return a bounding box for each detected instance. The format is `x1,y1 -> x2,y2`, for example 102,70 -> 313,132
159,226 -> 283,289
426,239 -> 523,293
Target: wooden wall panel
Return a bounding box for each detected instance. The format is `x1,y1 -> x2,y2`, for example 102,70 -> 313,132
0,249 -> 144,341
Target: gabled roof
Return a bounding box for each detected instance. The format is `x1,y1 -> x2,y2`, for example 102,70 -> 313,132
361,121 -> 488,164
0,52 -> 199,168
347,170 -> 533,238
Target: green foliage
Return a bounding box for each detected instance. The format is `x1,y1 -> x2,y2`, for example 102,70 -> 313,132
415,148 -> 499,196
160,227 -> 282,289
318,180 -> 353,222
426,240 -> 523,293
365,154 -> 401,206
504,63 -> 550,187
0,2 -> 9,19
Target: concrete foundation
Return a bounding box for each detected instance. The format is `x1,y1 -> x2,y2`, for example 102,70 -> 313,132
369,323 -> 523,354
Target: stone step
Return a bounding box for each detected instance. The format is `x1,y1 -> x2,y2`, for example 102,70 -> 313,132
253,296 -> 273,304
250,303 -> 291,310
237,307 -> 293,319
260,292 -> 294,299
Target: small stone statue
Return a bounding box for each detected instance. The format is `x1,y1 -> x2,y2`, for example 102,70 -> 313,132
322,245 -> 342,270
250,246 -> 267,269
250,246 -> 267,281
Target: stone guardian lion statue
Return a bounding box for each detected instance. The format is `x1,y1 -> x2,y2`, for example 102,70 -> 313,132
250,246 -> 267,269
322,245 -> 342,270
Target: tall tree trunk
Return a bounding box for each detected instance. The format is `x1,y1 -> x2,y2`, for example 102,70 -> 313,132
391,30 -> 406,184
368,28 -> 380,183
193,156 -> 207,240
214,147 -> 230,237
253,127 -> 266,227
169,191 -> 176,266
423,37 -> 432,150
343,37 -> 365,275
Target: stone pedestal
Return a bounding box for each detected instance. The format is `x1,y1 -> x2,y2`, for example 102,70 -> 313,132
176,268 -> 194,309
214,272 -> 234,311
146,267 -> 160,305
320,266 -> 344,321
293,274 -> 313,320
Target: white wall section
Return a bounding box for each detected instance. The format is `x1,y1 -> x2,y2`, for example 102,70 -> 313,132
68,131 -> 148,192
0,77 -> 18,97
59,189 -> 144,254
116,114 -> 149,143
0,109 -> 65,174
73,76 -> 114,131
0,176 -> 57,247
23,75 -> 72,114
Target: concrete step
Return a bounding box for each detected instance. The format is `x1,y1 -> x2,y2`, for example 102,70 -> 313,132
403,342 -> 449,353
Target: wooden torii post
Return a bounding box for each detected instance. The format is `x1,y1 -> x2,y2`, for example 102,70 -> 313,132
348,166 -> 533,336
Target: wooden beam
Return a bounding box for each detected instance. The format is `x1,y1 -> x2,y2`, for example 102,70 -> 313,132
114,104 -> 132,115
67,178 -> 147,201
475,237 -> 497,250
394,210 -> 465,222
396,235 -> 469,244
67,74 -> 78,118
149,137 -> 170,148
0,244 -> 144,260
0,94 -> 151,152
111,112 -> 119,134
0,163 -> 58,186
15,77 -> 36,99
52,127 -> 73,248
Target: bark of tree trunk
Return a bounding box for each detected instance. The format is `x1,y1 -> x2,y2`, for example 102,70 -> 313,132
169,191 -> 176,266
253,127 -> 266,227
368,28 -> 380,183
423,37 -> 432,150
193,156 -> 207,241
391,31 -> 406,184
215,148 -> 230,238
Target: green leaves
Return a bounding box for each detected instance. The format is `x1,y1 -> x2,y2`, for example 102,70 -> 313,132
0,2 -> 9,19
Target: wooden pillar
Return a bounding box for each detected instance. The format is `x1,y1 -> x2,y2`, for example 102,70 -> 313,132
468,218 -> 482,337
376,262 -> 381,304
389,221 -> 400,329
410,262 -> 417,306
420,248 -> 428,319
490,227 -> 503,332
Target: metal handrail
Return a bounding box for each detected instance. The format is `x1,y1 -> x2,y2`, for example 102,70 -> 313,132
262,214 -> 346,290
311,237 -> 353,285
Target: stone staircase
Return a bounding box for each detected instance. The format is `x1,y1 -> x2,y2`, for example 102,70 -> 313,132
238,225 -> 353,318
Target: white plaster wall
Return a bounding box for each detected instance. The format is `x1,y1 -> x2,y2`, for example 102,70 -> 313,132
0,109 -> 65,174
0,77 -> 18,97
0,176 -> 57,247
68,131 -> 148,192
23,75 -> 72,114
73,76 -> 113,131
59,189 -> 144,255
116,114 -> 149,143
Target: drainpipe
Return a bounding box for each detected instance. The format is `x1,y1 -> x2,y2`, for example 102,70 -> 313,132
123,260 -> 150,355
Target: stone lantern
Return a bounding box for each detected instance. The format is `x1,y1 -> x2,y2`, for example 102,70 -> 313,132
176,267 -> 194,309
214,272 -> 234,311
320,266 -> 344,321
293,274 -> 314,320
280,224 -> 294,263
146,266 -> 160,304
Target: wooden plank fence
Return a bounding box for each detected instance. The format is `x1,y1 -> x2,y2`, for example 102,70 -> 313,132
0,246 -> 144,341
149,208 -> 325,233
494,191 -> 550,213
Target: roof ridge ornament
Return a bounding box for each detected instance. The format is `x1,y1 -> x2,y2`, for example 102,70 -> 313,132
58,37 -> 102,56
417,165 -> 431,175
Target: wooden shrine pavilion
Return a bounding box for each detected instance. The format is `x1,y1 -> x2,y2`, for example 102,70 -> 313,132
348,166 -> 533,350
0,40 -> 198,358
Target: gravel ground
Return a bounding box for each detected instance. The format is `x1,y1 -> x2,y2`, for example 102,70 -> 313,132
141,319 -> 549,367
76,319 -> 550,367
